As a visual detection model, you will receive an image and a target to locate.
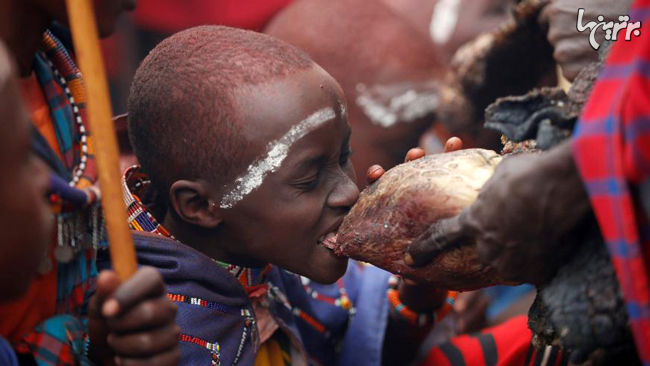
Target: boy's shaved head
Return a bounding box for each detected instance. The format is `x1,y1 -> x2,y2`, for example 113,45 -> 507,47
128,25 -> 314,196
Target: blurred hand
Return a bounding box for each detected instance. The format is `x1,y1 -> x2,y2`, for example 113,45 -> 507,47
405,142 -> 591,284
539,0 -> 633,81
88,267 -> 180,366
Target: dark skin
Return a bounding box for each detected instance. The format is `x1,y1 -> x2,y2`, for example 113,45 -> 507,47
539,0 -> 633,82
403,0 -> 629,283
162,64 -> 445,362
406,142 -> 592,284
265,0 -> 448,188
0,44 -> 52,301
0,2 -> 179,365
165,65 -> 356,283
0,0 -> 136,76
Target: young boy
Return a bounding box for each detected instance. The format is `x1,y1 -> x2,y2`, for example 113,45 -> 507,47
0,1 -> 179,365
124,25 -> 453,365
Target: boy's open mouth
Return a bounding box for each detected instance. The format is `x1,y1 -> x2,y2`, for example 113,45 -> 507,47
318,232 -> 338,251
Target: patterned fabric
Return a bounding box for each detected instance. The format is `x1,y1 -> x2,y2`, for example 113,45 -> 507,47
14,316 -> 91,366
419,316 -> 566,366
0,337 -> 18,366
119,166 -> 392,365
36,29 -> 99,320
0,29 -> 99,365
123,166 -> 171,236
571,1 -> 650,364
37,30 -> 97,186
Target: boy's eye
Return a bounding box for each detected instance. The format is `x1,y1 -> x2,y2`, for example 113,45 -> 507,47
294,171 -> 322,191
339,147 -> 353,166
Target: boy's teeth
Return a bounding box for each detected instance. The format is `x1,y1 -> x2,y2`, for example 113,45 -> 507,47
320,232 -> 338,250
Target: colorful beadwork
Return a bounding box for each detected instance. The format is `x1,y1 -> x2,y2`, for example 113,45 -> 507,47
179,334 -> 221,366
167,293 -> 243,315
40,53 -> 88,187
301,277 -> 355,312
268,285 -> 331,337
386,275 -> 458,327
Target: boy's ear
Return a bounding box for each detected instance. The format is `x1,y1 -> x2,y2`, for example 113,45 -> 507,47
169,180 -> 222,228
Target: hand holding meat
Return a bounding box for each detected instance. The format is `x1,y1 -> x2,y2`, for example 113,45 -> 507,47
407,142 -> 591,284
337,146 -> 504,290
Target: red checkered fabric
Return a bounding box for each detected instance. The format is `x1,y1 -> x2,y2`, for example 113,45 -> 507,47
572,1 -> 650,363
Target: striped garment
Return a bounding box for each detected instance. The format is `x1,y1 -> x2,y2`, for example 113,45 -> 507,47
3,29 -> 100,365
419,316 -> 566,366
571,0 -> 650,364
14,316 -> 91,366
36,30 -> 97,186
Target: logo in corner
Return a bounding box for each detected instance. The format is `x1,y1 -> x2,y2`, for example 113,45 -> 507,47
576,8 -> 642,50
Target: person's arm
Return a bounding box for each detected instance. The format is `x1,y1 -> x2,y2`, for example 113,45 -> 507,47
406,141 -> 591,284
382,279 -> 451,365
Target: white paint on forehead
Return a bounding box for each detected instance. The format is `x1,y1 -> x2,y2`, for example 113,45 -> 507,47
355,82 -> 439,128
219,106 -> 337,209
430,0 -> 461,45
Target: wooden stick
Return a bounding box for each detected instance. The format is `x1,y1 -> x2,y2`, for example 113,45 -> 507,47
65,0 -> 137,281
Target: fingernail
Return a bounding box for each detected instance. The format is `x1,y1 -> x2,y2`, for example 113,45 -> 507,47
103,299 -> 120,317
404,253 -> 414,266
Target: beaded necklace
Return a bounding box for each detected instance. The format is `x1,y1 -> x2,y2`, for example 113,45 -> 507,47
300,276 -> 355,313
35,32 -> 101,267
41,52 -> 89,186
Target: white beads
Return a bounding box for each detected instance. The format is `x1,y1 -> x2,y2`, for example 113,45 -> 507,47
43,54 -> 89,187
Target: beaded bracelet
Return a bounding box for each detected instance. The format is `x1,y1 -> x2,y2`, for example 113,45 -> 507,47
386,275 -> 458,327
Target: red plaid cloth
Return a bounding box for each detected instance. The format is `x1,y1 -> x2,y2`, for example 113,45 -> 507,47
572,1 -> 650,363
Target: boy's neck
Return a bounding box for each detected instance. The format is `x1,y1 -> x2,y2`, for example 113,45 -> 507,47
3,1 -> 50,77
162,212 -> 268,269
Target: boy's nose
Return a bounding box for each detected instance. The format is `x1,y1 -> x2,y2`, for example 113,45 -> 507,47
328,173 -> 360,211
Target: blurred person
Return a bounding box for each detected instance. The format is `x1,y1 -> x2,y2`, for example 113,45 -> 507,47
266,0 -> 449,187
0,1 -> 179,365
540,0 -> 634,81
104,0 -> 295,113
381,0 -> 517,62
0,39 -> 52,365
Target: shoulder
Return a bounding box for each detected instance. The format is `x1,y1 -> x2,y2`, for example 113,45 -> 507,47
0,336 -> 18,366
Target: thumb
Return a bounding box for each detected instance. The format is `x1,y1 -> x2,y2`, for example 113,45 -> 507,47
404,214 -> 470,267
88,270 -> 121,318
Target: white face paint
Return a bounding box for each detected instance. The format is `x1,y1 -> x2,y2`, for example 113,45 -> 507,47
430,0 -> 461,45
355,82 -> 439,128
219,106 -> 338,209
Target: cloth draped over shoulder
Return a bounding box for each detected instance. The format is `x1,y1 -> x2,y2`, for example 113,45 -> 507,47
111,166 -> 392,366
0,28 -> 100,365
572,0 -> 650,363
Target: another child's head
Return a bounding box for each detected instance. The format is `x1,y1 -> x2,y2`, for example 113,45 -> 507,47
128,26 -> 359,283
0,42 -> 53,300
265,0 -> 447,185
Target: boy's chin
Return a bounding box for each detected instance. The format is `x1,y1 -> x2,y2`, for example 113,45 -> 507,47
303,255 -> 349,284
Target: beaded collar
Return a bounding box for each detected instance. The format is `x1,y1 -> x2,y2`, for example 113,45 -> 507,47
123,165 -> 272,288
